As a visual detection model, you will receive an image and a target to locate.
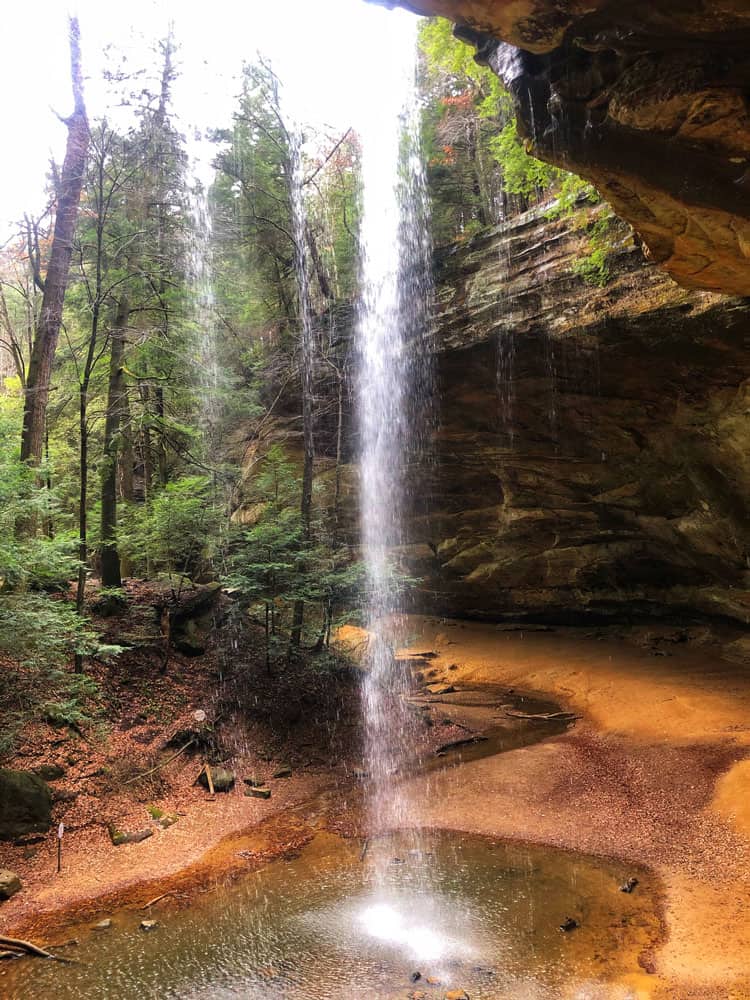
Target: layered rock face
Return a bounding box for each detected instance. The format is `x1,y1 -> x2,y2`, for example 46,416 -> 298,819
388,0 -> 750,295
401,205 -> 749,623
235,203 -> 749,624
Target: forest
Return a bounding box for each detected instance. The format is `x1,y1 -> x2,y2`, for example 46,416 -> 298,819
1,4 -> 748,997
0,18 -> 594,749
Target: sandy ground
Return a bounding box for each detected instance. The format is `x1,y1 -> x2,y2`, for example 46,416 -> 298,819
393,617 -> 750,1000
3,616 -> 750,999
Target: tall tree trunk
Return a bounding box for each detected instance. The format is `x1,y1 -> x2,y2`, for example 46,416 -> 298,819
138,382 -> 153,500
155,385 -> 168,486
289,367 -> 314,650
305,223 -> 333,304
74,296 -> 101,672
100,297 -> 130,588
20,18 -> 89,466
119,387 -> 135,503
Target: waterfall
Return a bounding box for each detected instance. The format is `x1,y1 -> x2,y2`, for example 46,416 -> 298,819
356,15 -> 433,841
188,177 -> 221,458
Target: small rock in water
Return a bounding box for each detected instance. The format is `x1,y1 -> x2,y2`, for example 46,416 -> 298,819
620,876 -> 639,893
426,976 -> 441,985
391,856 -> 404,864
444,990 -> 470,1000
92,918 -> 112,931
410,970 -> 422,982
245,786 -> 271,799
559,917 -> 579,932
0,870 -> 22,900
272,765 -> 292,779
140,919 -> 158,932
409,992 -> 427,1000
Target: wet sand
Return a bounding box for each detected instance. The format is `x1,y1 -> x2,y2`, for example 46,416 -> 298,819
394,617 -> 750,999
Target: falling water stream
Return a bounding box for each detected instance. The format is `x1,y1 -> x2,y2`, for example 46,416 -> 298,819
356,11 -> 433,848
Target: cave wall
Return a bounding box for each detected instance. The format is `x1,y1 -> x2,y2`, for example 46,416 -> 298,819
386,0 -> 750,295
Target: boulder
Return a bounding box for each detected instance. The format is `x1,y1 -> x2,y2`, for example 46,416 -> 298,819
0,870 -> 22,900
198,766 -> 234,792
0,769 -> 52,841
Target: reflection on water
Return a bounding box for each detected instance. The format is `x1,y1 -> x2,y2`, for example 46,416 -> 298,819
1,831 -> 660,1000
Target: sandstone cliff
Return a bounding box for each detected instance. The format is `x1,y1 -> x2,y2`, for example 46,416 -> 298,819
234,202 -> 749,625
388,0 -> 750,295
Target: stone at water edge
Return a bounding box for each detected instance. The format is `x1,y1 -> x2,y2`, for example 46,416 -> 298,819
620,876 -> 639,893
444,991 -> 470,1000
245,786 -> 271,799
0,870 -> 22,900
92,918 -> 112,930
559,917 -> 579,932
272,765 -> 292,779
198,767 -> 235,792
140,919 -> 158,931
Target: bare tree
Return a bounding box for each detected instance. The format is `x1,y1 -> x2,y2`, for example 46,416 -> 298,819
20,17 -> 89,466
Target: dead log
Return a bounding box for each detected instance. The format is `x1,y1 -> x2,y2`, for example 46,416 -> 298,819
0,935 -> 74,963
500,706 -> 578,722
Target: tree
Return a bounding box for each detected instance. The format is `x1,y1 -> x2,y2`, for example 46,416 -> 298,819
20,17 -> 89,467
99,297 -> 129,587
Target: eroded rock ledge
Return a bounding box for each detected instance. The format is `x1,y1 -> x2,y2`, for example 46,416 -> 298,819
388,0 -> 750,295
405,204 -> 750,624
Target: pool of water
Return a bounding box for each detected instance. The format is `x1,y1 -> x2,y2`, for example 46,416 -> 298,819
1,830 -> 660,1000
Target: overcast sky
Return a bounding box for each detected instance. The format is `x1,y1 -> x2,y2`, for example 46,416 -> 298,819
1,0 -> 422,237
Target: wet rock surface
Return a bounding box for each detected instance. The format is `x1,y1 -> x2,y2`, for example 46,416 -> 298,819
391,0 -> 750,295
409,206 -> 750,625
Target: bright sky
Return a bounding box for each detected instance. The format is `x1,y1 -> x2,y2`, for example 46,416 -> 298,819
1,0 -> 422,237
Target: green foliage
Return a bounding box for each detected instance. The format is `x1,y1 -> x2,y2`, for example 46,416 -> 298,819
226,446 -> 364,659
489,120 -> 561,198
41,672 -> 100,729
119,475 -> 222,581
0,383 -> 79,591
571,212 -> 615,286
419,17 -> 599,236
